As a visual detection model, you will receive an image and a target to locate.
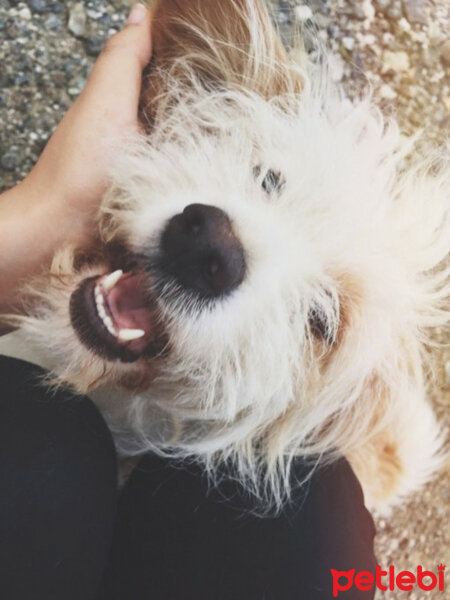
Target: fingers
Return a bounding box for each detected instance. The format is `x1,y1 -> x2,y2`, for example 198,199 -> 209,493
102,3 -> 152,69
79,3 -> 152,120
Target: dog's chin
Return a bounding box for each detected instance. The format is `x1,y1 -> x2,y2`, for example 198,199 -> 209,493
69,268 -> 169,364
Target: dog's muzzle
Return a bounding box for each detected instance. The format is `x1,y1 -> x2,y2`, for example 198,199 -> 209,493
68,204 -> 245,363
159,203 -> 246,299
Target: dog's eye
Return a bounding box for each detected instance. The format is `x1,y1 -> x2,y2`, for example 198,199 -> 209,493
253,166 -> 285,195
308,306 -> 337,345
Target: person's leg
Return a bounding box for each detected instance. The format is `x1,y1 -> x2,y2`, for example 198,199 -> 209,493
99,453 -> 376,600
0,356 -> 117,600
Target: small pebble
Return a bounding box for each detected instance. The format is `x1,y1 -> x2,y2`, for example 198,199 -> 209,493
403,0 -> 428,25
379,83 -> 397,98
382,50 -> 411,73
27,0 -> 50,13
342,36 -> 355,51
68,2 -> 87,37
362,0 -> 375,21
14,74 -> 29,85
351,0 -> 375,22
44,13 -> 62,30
1,148 -> 21,171
294,5 -> 313,22
18,6 -> 31,19
83,35 -> 106,57
397,17 -> 411,31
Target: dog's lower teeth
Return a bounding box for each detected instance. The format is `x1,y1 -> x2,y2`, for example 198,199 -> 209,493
118,328 -> 146,341
103,316 -> 113,329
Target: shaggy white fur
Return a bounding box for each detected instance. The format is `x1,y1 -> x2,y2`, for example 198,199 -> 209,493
1,0 -> 448,512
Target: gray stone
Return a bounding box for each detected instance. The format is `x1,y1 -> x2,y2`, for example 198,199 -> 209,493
402,0 -> 428,25
1,148 -> 21,171
83,35 -> 106,57
14,74 -> 29,86
68,74 -> 86,97
68,2 -> 87,37
44,13 -> 63,30
98,14 -> 112,28
27,0 -> 51,13
18,6 -> 31,19
350,0 -> 375,21
51,70 -> 67,86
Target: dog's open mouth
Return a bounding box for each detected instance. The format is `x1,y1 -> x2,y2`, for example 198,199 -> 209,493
69,269 -> 169,363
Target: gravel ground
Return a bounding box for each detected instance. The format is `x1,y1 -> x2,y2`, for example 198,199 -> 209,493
1,0 -> 449,595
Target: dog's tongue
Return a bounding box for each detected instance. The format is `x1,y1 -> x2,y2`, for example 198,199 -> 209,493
103,272 -> 154,336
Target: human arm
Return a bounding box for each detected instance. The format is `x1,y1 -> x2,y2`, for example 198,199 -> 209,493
0,3 -> 152,321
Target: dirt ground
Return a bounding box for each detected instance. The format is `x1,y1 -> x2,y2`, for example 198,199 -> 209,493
1,1 -> 449,597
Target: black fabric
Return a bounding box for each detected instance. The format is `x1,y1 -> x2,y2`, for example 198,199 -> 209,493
98,456 -> 376,600
0,356 -> 376,599
0,357 -> 117,600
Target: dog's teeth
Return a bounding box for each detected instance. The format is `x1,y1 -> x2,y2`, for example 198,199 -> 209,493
108,325 -> 116,335
93,283 -> 119,336
103,270 -> 123,292
95,288 -> 104,307
97,304 -> 107,319
103,316 -> 113,329
118,328 -> 145,341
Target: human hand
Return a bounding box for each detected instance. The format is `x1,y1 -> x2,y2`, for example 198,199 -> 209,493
23,2 -> 152,247
0,3 -> 152,316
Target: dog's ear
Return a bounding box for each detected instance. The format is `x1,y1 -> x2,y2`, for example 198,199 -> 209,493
141,0 -> 303,124
346,372 -> 443,511
321,273 -> 443,511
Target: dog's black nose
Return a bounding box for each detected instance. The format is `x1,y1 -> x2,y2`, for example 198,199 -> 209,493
160,203 -> 246,298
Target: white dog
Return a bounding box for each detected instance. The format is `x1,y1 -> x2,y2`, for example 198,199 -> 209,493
2,0 -> 449,512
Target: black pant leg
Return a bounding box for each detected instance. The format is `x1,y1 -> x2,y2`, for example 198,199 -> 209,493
0,356 -> 118,600
99,453 -> 376,600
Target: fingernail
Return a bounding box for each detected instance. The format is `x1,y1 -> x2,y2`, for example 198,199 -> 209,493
127,3 -> 147,25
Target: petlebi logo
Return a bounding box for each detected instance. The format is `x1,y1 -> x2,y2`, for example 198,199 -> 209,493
331,564 -> 445,597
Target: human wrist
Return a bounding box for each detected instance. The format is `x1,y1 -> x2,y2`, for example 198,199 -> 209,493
0,176 -> 90,315
21,170 -> 98,250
